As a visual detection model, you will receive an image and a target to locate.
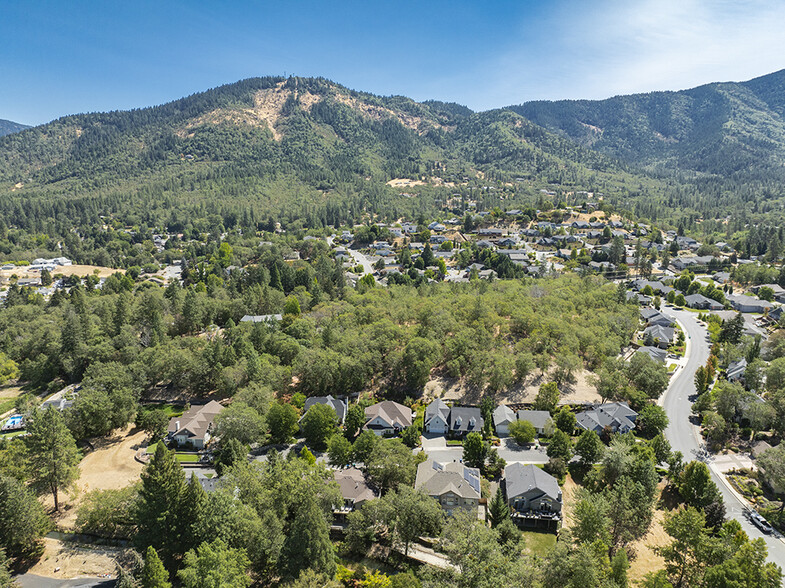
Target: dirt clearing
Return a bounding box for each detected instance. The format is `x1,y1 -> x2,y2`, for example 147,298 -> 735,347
26,537 -> 118,580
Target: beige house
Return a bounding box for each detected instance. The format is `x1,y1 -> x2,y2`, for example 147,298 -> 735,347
167,400 -> 224,449
415,460 -> 481,516
333,468 -> 377,522
364,401 -> 414,436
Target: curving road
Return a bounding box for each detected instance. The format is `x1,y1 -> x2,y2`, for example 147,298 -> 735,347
659,306 -> 785,569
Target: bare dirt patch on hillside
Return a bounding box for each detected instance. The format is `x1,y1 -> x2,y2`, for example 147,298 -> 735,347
427,369 -> 601,407
56,426 -> 146,530
0,264 -> 120,284
387,178 -> 425,187
26,537 -> 118,580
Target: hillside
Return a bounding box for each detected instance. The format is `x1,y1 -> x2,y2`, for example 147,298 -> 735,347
0,76 -> 660,242
513,69 -> 785,179
0,119 -> 29,137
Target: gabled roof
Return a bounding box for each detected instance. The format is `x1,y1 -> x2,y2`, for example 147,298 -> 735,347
303,395 -> 347,424
448,406 -> 484,433
576,402 -> 637,433
416,460 -> 481,500
727,358 -> 748,381
168,400 -> 224,440
643,324 -> 675,341
493,405 -> 516,427
364,401 -> 413,430
334,468 -> 377,505
504,463 -> 560,502
516,410 -> 552,430
636,346 -> 668,363
425,399 -> 450,427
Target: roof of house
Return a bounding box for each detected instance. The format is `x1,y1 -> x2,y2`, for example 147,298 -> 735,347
643,324 -> 675,341
364,401 -> 413,430
303,395 -> 347,423
415,460 -> 481,500
168,400 -> 224,440
727,294 -> 774,309
727,358 -> 748,381
425,399 -> 450,427
576,402 -> 637,433
493,405 -> 516,427
636,346 -> 668,362
516,410 -> 552,430
448,406 -> 484,434
504,463 -> 560,501
334,468 -> 377,505
240,314 -> 283,323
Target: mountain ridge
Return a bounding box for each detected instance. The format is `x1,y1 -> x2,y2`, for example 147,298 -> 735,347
0,119 -> 30,137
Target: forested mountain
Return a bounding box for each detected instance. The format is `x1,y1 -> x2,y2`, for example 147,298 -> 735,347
514,69 -> 785,180
0,76 -> 665,245
0,119 -> 29,137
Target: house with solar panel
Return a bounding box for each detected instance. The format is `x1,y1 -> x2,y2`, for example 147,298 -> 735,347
415,460 -> 482,517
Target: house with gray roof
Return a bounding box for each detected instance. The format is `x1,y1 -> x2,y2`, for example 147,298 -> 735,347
576,402 -> 637,435
642,324 -> 675,348
726,358 -> 748,384
493,405 -> 517,436
636,345 -> 668,363
364,401 -> 414,436
503,463 -> 562,528
240,314 -> 283,323
416,460 -> 481,517
168,400 -> 224,449
302,395 -> 348,425
727,295 -> 774,314
448,407 -> 484,437
516,410 -> 553,435
684,293 -> 724,311
424,399 -> 450,435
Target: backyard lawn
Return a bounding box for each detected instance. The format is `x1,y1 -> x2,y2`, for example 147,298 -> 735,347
174,453 -> 200,463
521,531 -> 557,556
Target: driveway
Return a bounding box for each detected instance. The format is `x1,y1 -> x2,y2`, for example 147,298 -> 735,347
418,435 -> 548,465
660,307 -> 785,568
16,575 -> 114,588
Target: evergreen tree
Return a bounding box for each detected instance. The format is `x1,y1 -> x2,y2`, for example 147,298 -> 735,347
24,406 -> 80,511
280,494 -> 335,580
488,486 -> 509,528
135,442 -> 186,568
141,546 -> 171,588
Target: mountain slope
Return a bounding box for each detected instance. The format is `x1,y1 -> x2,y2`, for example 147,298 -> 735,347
0,119 -> 29,137
0,76 -> 660,235
513,69 -> 785,179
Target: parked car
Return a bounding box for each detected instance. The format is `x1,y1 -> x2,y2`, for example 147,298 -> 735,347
748,510 -> 773,534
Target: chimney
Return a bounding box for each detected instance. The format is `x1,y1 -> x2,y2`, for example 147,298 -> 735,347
175,420 -> 180,432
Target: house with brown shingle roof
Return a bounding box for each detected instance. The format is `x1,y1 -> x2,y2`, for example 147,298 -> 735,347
333,468 -> 377,520
167,400 -> 224,449
364,400 -> 414,436
415,460 -> 481,516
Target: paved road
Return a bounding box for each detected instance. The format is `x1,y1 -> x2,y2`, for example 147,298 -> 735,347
659,306 -> 785,570
16,574 -> 114,587
419,435 -> 549,465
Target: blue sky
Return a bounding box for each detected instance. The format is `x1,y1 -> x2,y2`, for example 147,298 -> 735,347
2,0 -> 785,126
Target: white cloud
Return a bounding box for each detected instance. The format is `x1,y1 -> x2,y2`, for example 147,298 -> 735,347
464,0 -> 785,108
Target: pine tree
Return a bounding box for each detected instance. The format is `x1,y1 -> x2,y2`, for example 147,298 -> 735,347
141,546 -> 171,588
24,407 -> 80,511
135,442 -> 186,568
488,486 -> 510,528
280,494 -> 335,580
179,474 -> 208,552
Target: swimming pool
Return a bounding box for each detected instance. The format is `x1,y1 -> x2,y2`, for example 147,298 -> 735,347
2,415 -> 23,430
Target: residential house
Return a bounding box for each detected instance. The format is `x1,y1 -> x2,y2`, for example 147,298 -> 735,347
364,401 -> 414,436
684,293 -> 724,311
168,400 -> 224,449
333,468 -> 377,520
726,358 -> 748,384
302,395 -> 348,425
672,255 -> 713,271
712,272 -> 731,284
424,399 -> 450,435
576,402 -> 638,434
503,463 -> 562,529
640,308 -> 674,327
240,314 -> 283,323
493,405 -> 517,436
636,346 -> 668,363
516,410 -> 553,435
642,324 -> 675,348
416,460 -> 481,517
448,407 -> 484,437
727,295 -> 774,314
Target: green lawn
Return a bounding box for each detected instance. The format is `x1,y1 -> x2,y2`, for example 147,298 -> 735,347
522,531 -> 557,556
140,403 -> 185,418
0,430 -> 26,439
175,453 -> 200,463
